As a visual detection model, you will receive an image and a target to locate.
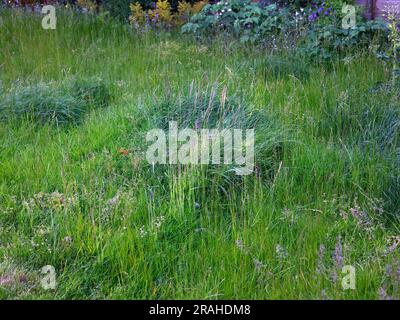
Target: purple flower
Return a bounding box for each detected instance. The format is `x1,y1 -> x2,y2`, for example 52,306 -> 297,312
309,12 -> 318,22
333,236 -> 343,269
378,287 -> 392,300
316,244 -> 325,274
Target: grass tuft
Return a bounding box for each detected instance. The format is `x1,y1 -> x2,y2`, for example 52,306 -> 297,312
0,79 -> 110,125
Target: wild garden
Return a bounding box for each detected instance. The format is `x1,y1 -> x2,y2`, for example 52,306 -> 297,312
0,0 -> 399,299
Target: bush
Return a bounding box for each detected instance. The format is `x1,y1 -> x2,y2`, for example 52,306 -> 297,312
0,79 -> 110,125
182,1 -> 297,44
301,18 -> 388,59
128,0 -> 208,28
181,0 -> 388,59
102,0 -> 133,21
102,0 -> 207,22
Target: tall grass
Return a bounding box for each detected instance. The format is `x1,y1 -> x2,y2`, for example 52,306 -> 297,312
0,8 -> 399,300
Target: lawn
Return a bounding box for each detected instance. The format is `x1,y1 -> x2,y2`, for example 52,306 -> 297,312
0,6 -> 399,300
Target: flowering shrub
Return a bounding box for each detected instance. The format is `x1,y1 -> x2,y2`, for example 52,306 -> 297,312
148,0 -> 173,26
182,0 -> 297,44
301,2 -> 387,59
180,0 -> 388,59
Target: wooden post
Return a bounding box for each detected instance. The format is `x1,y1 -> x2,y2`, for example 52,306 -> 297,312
371,0 -> 376,19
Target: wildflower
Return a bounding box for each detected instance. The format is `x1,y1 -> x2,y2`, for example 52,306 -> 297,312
116,80 -> 125,87
316,244 -> 325,274
253,258 -> 265,271
154,216 -> 165,229
384,235 -> 400,255
139,225 -> 147,238
34,4 -> 41,14
107,191 -> 121,207
235,239 -> 246,252
321,289 -> 330,300
309,12 -> 318,22
378,287 -> 392,300
63,236 -> 73,244
0,275 -> 13,286
333,236 -> 343,269
331,271 -> 338,283
18,274 -> 27,284
276,244 -> 288,260
350,206 -> 372,229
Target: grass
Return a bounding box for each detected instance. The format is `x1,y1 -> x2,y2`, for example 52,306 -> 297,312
0,8 -> 399,300
0,79 -> 110,125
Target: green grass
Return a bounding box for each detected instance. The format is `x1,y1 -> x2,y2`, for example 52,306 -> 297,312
0,8 -> 399,300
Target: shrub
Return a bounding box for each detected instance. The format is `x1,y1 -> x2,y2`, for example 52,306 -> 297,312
181,0 -> 388,59
182,1 -> 297,44
129,0 -> 208,28
0,79 -> 110,125
301,16 -> 387,59
102,0 -> 133,21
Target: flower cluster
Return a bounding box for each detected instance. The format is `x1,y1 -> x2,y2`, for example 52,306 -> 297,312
308,2 -> 332,22
22,192 -> 77,212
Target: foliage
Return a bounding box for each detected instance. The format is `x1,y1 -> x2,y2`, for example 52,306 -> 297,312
102,0 -> 133,20
182,1 -> 298,44
148,0 -> 173,26
383,6 -> 400,85
129,0 -> 207,28
301,17 -> 387,59
129,1 -> 146,25
180,0 -> 390,59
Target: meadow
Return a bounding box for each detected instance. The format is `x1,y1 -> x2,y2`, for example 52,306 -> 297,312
0,7 -> 399,299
